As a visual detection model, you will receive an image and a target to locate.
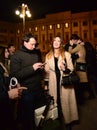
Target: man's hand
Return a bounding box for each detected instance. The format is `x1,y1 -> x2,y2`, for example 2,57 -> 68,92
33,62 -> 45,70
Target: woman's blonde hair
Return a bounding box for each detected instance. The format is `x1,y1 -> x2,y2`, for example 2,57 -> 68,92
47,36 -> 65,60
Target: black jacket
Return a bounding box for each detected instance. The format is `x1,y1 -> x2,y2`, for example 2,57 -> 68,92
0,65 -> 14,130
0,65 -> 9,103
10,45 -> 44,92
64,43 -> 79,64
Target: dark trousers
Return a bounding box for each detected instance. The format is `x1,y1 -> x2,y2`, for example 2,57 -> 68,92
75,82 -> 95,104
18,90 -> 46,130
0,102 -> 18,130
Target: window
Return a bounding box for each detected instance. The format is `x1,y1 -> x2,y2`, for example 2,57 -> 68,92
49,33 -> 53,41
42,34 -> 45,41
17,29 -> 20,34
35,27 -> 38,31
65,23 -> 69,28
94,30 -> 97,38
10,38 -> 14,43
83,21 -> 88,26
92,20 -> 97,25
83,32 -> 87,39
10,30 -> 14,33
0,28 -> 7,33
65,32 -> 69,42
49,25 -> 53,30
42,26 -> 45,31
73,22 -> 78,27
57,24 -> 60,29
0,35 -> 7,43
29,28 -> 31,32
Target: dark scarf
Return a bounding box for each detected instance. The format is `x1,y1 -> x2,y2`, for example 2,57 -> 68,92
21,45 -> 36,54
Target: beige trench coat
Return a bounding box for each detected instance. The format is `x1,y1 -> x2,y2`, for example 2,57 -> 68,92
69,44 -> 88,83
45,51 -> 79,124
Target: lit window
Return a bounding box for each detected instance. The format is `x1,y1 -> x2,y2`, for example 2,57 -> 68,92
35,27 -> 38,31
49,25 -> 52,30
57,24 -> 60,29
17,29 -> 20,34
42,26 -> 45,30
29,28 -> 31,32
65,23 -> 69,28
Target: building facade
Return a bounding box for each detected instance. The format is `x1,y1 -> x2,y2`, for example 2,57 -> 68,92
0,10 -> 97,53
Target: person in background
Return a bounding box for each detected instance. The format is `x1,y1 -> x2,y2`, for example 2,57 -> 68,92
0,52 -> 27,130
0,47 -> 19,123
0,47 -> 10,86
64,34 -> 80,65
78,40 -> 94,78
68,37 -> 95,104
8,43 -> 16,56
44,36 -> 79,130
10,33 -> 46,130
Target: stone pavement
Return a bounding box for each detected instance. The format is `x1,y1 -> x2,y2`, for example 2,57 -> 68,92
72,95 -> 97,130
42,95 -> 97,130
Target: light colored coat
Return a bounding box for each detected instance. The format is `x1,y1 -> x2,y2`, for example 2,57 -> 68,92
69,44 -> 88,82
45,51 -> 79,124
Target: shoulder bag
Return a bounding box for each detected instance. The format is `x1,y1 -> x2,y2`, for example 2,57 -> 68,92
76,62 -> 87,72
61,71 -> 80,86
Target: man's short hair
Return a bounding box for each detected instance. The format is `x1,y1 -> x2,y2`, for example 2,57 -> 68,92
8,44 -> 15,49
22,33 -> 36,42
70,34 -> 80,40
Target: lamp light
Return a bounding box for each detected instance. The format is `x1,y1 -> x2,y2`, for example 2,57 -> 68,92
15,3 -> 31,32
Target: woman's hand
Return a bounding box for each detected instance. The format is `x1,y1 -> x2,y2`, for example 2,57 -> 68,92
60,62 -> 66,71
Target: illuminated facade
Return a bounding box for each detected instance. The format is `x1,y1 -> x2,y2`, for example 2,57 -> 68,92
0,10 -> 97,53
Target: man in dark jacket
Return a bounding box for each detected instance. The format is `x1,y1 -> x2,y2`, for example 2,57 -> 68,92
10,33 -> 46,130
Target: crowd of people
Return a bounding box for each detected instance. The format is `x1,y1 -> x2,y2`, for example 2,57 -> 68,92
0,33 -> 97,130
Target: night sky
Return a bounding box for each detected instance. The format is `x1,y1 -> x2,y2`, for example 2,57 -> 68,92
0,0 -> 97,22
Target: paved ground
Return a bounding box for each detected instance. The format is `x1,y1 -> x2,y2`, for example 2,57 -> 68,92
41,95 -> 97,130
18,84 -> 97,130
72,82 -> 97,130
42,83 -> 97,130
72,95 -> 97,130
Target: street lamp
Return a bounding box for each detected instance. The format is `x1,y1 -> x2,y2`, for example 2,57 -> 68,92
15,3 -> 31,33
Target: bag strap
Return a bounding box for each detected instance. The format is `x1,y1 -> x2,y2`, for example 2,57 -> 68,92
37,96 -> 54,129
